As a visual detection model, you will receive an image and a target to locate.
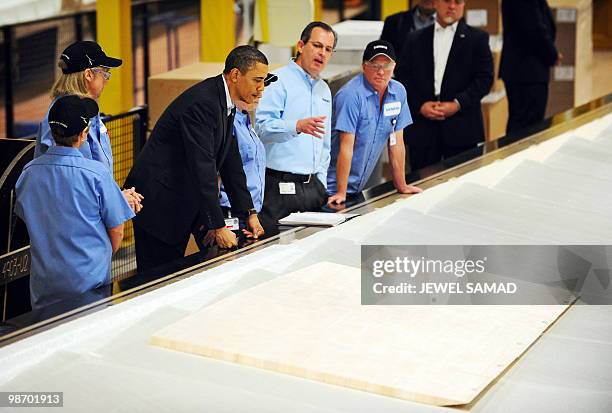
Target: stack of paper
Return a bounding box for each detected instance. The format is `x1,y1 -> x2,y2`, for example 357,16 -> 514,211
279,212 -> 358,227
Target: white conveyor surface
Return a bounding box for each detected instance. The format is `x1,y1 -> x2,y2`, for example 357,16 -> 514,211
1,114 -> 612,411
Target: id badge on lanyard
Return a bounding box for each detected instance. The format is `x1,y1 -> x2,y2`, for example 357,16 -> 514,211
224,210 -> 240,230
389,118 -> 397,146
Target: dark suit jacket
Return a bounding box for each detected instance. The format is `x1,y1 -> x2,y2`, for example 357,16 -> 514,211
396,20 -> 494,147
380,7 -> 418,60
125,75 -> 253,244
499,0 -> 557,83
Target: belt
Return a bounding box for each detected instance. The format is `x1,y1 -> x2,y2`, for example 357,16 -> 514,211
266,168 -> 313,184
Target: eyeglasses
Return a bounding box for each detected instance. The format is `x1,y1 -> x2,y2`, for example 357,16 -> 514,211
307,41 -> 334,54
92,68 -> 112,81
364,61 -> 395,72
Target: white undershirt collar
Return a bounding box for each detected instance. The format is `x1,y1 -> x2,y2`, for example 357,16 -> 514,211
221,75 -> 235,116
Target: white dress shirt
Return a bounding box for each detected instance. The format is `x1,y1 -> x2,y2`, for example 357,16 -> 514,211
433,20 -> 458,96
221,74 -> 235,116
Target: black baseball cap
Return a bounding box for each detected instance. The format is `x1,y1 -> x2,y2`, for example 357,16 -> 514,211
60,41 -> 122,74
48,95 -> 99,136
264,72 -> 278,86
362,40 -> 396,62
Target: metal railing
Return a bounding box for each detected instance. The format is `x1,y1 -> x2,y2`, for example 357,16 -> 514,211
103,106 -> 148,281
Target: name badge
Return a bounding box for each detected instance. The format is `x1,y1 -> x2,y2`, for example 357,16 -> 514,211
279,182 -> 296,195
225,217 -> 239,230
383,101 -> 401,117
100,125 -> 108,134
389,132 -> 397,146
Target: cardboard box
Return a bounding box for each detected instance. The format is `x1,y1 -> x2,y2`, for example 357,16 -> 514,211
546,1 -> 593,116
465,0 -> 502,35
148,63 -> 226,129
481,91 -> 508,142
331,20 -> 384,65
490,48 -> 504,93
546,7 -> 576,117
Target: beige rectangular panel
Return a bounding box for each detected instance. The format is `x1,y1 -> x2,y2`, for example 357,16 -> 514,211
151,262 -> 568,406
482,91 -> 508,142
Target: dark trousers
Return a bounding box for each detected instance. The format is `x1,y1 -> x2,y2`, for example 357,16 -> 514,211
133,224 -> 192,273
259,168 -> 327,225
505,82 -> 549,135
407,125 -> 477,171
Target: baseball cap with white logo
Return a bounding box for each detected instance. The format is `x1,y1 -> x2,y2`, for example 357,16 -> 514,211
59,41 -> 122,74
48,95 -> 99,137
362,40 -> 397,62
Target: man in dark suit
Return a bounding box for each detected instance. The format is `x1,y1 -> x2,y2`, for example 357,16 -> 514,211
125,46 -> 268,272
380,0 -> 436,61
500,0 -> 560,134
396,0 -> 493,170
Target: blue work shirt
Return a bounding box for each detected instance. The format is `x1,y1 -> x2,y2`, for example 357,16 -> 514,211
327,74 -> 413,195
15,146 -> 134,309
34,97 -> 114,173
255,60 -> 332,187
220,110 -> 266,212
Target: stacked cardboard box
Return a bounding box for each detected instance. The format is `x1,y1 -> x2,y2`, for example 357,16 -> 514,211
546,0 -> 593,117
465,0 -> 502,35
463,1 -> 506,141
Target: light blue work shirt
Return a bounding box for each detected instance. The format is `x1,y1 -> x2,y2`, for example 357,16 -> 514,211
34,97 -> 114,173
327,74 -> 413,195
220,110 -> 266,212
255,60 -> 332,187
15,146 -> 134,309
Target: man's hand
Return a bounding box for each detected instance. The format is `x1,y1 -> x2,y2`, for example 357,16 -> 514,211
420,102 -> 445,120
327,192 -> 346,205
296,116 -> 327,138
122,187 -> 144,213
242,214 -> 265,239
396,183 -> 423,194
326,201 -> 346,212
437,101 -> 460,118
202,229 -> 216,247
203,228 -> 237,249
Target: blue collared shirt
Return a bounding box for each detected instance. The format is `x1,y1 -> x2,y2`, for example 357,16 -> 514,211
413,8 -> 436,31
220,111 -> 266,212
255,60 -> 332,187
15,146 -> 134,309
327,74 -> 413,194
34,97 -> 114,173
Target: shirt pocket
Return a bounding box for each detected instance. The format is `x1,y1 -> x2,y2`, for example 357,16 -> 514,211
357,111 -> 371,131
319,96 -> 332,116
